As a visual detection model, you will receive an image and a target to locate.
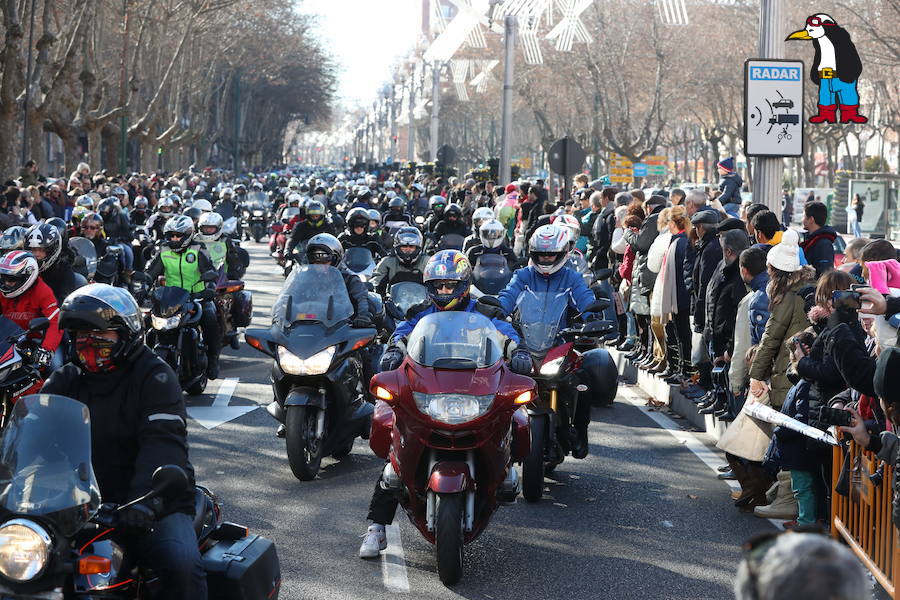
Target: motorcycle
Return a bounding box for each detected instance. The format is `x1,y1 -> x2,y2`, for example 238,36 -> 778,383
342,247 -> 376,283
69,237 -> 97,281
0,394 -> 282,599
244,264 -> 376,481
368,310 -> 535,585
436,233 -> 464,251
146,280 -> 213,396
245,201 -> 269,243
214,270 -> 252,351
510,291 -> 616,502
470,254 -> 513,298
222,216 -> 240,241
269,207 -> 300,265
0,316 -> 50,427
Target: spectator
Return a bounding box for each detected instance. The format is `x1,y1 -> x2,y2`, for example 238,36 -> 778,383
647,208 -> 674,373
715,157 -> 743,217
18,159 -> 39,187
838,236 -> 869,283
743,203 -> 769,238
669,188 -> 685,206
587,188 -> 616,270
625,195 -> 666,369
750,211 -> 782,248
690,209 -> 723,392
661,206 -> 694,383
799,201 -> 836,277
729,248 -> 768,396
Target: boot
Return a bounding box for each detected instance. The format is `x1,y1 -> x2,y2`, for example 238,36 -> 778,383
697,394 -> 717,410
699,395 -> 724,414
839,104 -> 868,124
735,464 -> 774,511
753,471 -> 798,519
571,424 -> 589,459
649,362 -> 668,375
809,104 -> 837,124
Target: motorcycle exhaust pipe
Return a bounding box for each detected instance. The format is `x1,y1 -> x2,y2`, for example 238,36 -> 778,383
380,462 -> 402,491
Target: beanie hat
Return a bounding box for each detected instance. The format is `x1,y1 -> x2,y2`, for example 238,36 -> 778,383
766,228 -> 802,272
718,157 -> 735,172
504,183 -> 517,194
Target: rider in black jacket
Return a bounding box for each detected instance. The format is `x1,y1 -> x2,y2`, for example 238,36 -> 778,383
41,284 -> 206,600
337,207 -> 386,259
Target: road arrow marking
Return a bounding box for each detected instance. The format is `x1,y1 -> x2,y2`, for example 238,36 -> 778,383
187,378 -> 258,429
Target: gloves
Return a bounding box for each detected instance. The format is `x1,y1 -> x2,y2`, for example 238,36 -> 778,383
197,288 -> 215,301
509,349 -> 533,375
352,316 -> 374,329
119,503 -> 156,530
380,346 -> 404,371
475,298 -> 506,320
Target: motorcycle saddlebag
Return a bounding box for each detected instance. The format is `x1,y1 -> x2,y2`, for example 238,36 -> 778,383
580,348 -> 618,407
231,290 -> 253,328
202,534 -> 281,600
369,400 -> 394,459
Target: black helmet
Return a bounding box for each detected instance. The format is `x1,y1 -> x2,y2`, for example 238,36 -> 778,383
393,226 -> 423,266
306,233 -> 343,266
59,283 -> 145,370
97,198 -> 120,220
346,207 -> 370,231
24,223 -> 63,272
163,215 -> 195,250
445,203 -> 462,219
388,196 -> 405,211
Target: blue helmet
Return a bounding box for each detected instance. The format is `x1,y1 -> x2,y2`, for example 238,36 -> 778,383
423,250 -> 472,311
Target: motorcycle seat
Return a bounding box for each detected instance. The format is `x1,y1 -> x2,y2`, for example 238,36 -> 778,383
193,487 -> 216,538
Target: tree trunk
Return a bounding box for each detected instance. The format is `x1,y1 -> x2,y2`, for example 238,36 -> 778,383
61,130 -> 81,175
141,139 -> 155,173
86,127 -> 102,169
103,125 -> 119,174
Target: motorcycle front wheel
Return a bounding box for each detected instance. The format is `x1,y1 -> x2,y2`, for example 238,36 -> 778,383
435,493 -> 465,586
285,406 -> 323,481
522,414 -> 547,502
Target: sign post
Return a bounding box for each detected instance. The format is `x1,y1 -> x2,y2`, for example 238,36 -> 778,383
548,136 -> 586,202
744,59 -> 805,157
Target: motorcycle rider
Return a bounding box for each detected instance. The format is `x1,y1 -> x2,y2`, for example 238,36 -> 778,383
146,196 -> 178,241
24,222 -> 87,304
359,249 -> 530,559
382,196 -> 413,226
305,233 -> 373,328
80,212 -> 111,256
0,250 -> 61,370
463,207 -> 496,252
496,223 -> 598,459
97,197 -> 135,276
423,195 -> 447,234
130,196 -> 150,226
338,207 -> 386,259
285,198 -> 335,258
40,284 -> 206,600
467,219 -> 518,271
370,226 -> 429,297
145,215 -> 222,380
430,203 -> 470,248
196,212 -> 246,279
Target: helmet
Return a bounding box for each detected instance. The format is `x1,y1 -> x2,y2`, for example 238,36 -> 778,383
71,205 -> 91,224
305,199 -> 326,225
76,194 -> 95,209
181,189 -> 193,200
554,214 -> 582,250
98,198 -> 120,221
444,204 -> 462,220
157,196 -> 176,215
346,207 -> 370,231
387,196 -> 405,211
133,196 -> 149,211
356,187 -> 372,202
234,184 -> 246,194
59,283 -> 144,370
286,193 -> 303,207
163,215 -> 195,250
192,198 -> 213,213
197,212 -> 224,243
366,209 -> 381,232
251,181 -> 263,190
80,212 -> 104,235
221,187 -> 234,197
528,224 -> 569,276
412,183 -> 425,193
183,206 -> 204,225
305,233 -> 343,266
299,184 -> 310,194
429,196 -> 446,212
393,226 -> 423,266
168,195 -> 183,210
334,180 -> 346,189
111,186 -> 128,198
472,207 -> 495,231
45,217 -> 68,243
0,251 -> 39,298
0,226 -> 28,253
423,250 -> 472,310
24,223 -> 63,272
479,219 -> 505,249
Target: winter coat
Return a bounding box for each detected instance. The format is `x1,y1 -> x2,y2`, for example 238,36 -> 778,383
286,218 -> 336,254
497,265 -> 597,330
588,205 -> 615,269
729,292 -> 752,393
467,244 -> 518,271
716,172 -> 743,206
707,259 -> 748,357
769,379 -> 828,472
370,253 -> 428,297
749,279 -> 814,408
669,232 -> 690,312
0,278 -> 62,351
432,219 -> 470,243
337,231 -> 386,259
648,232 -> 672,318
624,205 -> 663,297
796,316 -> 856,402
747,271 -> 771,346
800,226 -> 837,277
824,319 -> 876,398
691,229 -> 723,332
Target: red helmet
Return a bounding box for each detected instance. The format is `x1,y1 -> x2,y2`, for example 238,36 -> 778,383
0,250 -> 39,298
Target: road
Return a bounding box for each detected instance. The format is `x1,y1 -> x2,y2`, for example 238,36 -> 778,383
185,241 -> 774,600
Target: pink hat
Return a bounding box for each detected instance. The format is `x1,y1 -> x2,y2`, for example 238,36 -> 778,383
865,259 -> 900,294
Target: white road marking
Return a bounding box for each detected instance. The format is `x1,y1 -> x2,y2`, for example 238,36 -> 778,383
619,386 -> 783,530
382,523 -> 410,593
187,377 -> 259,429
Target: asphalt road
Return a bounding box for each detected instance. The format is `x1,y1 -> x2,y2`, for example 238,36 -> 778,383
185,242 -> 774,600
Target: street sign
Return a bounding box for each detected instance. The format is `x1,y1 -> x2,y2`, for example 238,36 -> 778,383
633,163 -> 648,177
548,136 -> 586,177
436,144 -> 456,164
609,175 -> 632,183
744,58 -> 804,157
610,167 -> 632,175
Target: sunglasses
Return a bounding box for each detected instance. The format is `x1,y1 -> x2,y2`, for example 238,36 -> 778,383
81,225 -> 100,231
806,16 -> 834,26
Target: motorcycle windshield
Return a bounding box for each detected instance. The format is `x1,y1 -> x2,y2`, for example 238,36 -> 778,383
0,395 -> 100,537
281,207 -> 300,222
439,234 -> 464,250
406,311 -> 503,369
272,265 -> 353,329
343,248 -> 374,273
69,237 -> 98,279
515,288 -> 570,354
247,191 -> 267,205
473,254 -> 511,295
390,282 -> 428,315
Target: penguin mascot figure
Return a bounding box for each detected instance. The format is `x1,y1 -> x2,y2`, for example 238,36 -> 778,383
787,13 -> 867,124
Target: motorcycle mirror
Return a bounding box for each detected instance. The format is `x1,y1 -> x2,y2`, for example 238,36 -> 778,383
580,320 -> 614,337
150,465 -> 189,498
27,317 -> 50,333
583,299 -> 610,314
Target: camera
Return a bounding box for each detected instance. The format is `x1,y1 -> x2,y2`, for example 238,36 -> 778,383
815,406 -> 853,427
832,290 -> 862,311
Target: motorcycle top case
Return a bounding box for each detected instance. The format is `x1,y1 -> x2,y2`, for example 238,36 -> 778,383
231,290 -> 253,328
202,534 -> 281,600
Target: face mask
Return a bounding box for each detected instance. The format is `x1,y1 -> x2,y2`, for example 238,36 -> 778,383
75,334 -> 118,373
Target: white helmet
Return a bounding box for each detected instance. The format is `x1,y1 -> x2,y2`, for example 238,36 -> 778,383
220,187 -> 234,198
528,224 -> 570,275
479,219 -> 505,249
472,207 -> 495,232
197,212 -> 224,243
192,199 -> 213,213
554,214 -> 582,250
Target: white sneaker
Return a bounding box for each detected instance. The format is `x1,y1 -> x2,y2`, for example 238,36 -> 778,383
359,525 -> 387,559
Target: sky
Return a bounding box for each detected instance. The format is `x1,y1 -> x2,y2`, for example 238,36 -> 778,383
299,0 -> 420,109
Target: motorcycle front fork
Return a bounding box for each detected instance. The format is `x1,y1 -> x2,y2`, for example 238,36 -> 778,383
425,449 -> 476,534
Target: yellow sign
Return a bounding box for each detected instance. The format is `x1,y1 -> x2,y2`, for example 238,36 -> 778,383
645,155 -> 667,163
610,167 -> 633,175
512,157 -> 533,169
610,175 -> 633,183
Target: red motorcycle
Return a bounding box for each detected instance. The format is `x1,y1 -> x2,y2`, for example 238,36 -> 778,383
269,206 -> 301,266
369,310 -> 535,585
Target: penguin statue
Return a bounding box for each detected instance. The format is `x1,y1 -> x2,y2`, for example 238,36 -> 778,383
786,13 -> 867,124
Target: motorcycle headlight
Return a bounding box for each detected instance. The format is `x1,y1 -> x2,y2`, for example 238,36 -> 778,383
539,356 -> 565,376
252,211 -> 264,217
151,314 -> 181,330
413,393 -> 494,425
277,345 -> 335,375
0,519 -> 51,581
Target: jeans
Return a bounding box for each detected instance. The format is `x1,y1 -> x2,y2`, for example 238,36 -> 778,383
818,77 -> 860,106
137,513 -> 207,600
118,242 -> 134,272
852,220 -> 862,237
791,470 -> 818,526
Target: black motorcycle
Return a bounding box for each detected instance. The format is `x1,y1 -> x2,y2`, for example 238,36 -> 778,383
146,283 -> 212,396
245,199 -> 269,243
0,394 -> 281,599
245,264 -> 376,481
